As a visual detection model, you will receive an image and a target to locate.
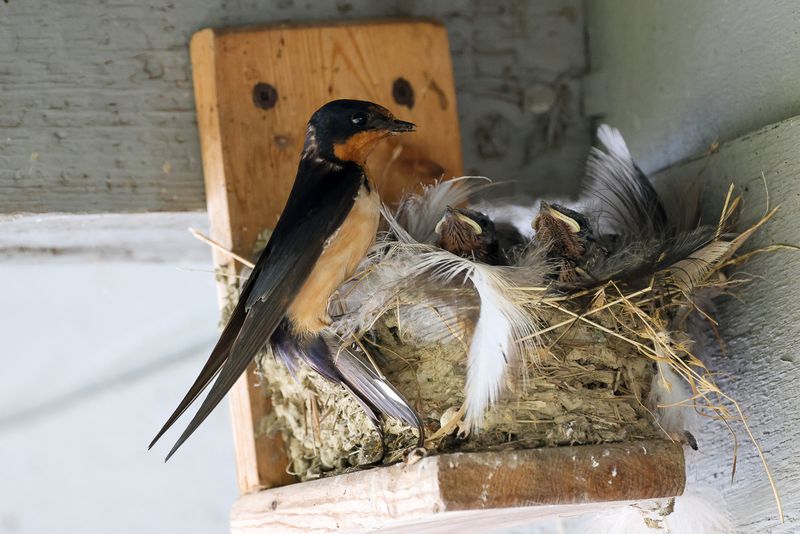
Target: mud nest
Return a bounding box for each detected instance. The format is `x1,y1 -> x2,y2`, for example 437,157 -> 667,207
218,186 -> 777,483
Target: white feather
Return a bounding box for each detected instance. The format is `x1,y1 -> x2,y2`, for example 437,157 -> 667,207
398,250 -> 542,429
395,176 -> 493,244
378,206 -> 545,428
597,123 -> 632,163
541,487 -> 733,534
465,265 -> 525,427
648,360 -> 696,437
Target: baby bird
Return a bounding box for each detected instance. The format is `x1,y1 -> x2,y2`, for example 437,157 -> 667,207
435,206 -> 522,265
532,201 -> 599,283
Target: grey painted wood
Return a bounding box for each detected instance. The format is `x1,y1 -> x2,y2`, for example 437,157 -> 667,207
0,0 -> 589,215
652,116 -> 800,533
587,1 -> 800,175
0,212 -> 210,262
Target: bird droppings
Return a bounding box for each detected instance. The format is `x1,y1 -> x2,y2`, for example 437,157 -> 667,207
590,456 -> 599,468
611,466 -> 618,477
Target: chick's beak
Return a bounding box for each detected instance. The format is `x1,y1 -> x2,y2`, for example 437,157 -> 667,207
389,119 -> 416,133
536,201 -> 581,233
434,206 -> 455,235
455,210 -> 482,235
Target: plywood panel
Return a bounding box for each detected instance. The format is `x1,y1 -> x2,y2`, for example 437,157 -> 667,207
190,20 -> 462,493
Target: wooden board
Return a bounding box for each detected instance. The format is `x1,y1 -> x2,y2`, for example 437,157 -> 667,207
190,20 -> 463,494
230,440 -> 685,533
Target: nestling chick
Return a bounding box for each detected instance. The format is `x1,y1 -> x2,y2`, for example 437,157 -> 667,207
435,206 -> 521,265
532,201 -> 599,282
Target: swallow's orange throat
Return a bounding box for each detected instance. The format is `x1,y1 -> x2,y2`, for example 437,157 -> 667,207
333,130 -> 392,164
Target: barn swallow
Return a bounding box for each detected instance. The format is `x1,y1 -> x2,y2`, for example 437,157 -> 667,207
150,100 -> 419,459
434,206 -> 522,265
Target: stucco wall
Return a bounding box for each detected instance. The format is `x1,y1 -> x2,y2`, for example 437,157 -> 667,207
651,118 -> 800,533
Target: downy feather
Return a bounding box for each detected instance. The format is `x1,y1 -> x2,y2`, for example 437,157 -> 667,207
395,176 -> 492,244
381,206 -> 545,428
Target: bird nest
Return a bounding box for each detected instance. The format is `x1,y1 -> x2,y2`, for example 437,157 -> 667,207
224,188 -> 774,486
209,128 -> 783,521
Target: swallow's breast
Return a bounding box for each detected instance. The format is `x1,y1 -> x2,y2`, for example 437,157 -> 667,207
287,184 -> 380,334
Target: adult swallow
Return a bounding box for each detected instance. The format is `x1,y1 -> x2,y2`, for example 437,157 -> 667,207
434,206 -> 522,265
150,100 -> 418,460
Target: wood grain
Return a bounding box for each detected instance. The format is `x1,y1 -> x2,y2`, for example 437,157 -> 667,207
230,440 -> 685,533
190,20 -> 462,494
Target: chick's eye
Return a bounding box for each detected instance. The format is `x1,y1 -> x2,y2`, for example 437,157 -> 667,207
350,111 -> 368,127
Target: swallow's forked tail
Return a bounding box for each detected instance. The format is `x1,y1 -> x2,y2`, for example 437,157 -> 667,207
271,320 -> 424,445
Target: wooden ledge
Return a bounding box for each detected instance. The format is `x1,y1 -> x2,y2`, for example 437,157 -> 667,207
231,440 -> 685,533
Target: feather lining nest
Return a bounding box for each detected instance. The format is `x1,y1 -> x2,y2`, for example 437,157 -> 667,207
245,181 -> 775,502
209,128 -> 790,520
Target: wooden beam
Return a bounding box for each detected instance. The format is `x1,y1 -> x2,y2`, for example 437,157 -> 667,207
230,440 -> 685,533
0,212 -> 210,263
190,20 -> 463,494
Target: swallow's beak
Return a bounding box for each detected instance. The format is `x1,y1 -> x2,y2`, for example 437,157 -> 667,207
389,119 -> 416,133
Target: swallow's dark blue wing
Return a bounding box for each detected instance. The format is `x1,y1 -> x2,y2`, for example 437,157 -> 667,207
152,159 -> 365,459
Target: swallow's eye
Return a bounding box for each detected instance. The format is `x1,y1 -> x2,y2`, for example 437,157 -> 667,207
350,111 -> 368,127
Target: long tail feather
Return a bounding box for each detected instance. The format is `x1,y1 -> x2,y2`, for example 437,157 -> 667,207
148,302 -> 245,450
164,300 -> 285,461
334,347 -> 424,443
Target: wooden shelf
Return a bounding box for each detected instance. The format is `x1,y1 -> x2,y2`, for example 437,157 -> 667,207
231,440 -> 685,533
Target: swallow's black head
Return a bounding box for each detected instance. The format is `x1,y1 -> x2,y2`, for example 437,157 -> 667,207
303,99 -> 415,164
435,206 -> 499,263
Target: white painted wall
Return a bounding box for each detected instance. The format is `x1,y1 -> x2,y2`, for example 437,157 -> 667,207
586,0 -> 800,174
0,263 -> 236,534
587,3 -> 800,531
